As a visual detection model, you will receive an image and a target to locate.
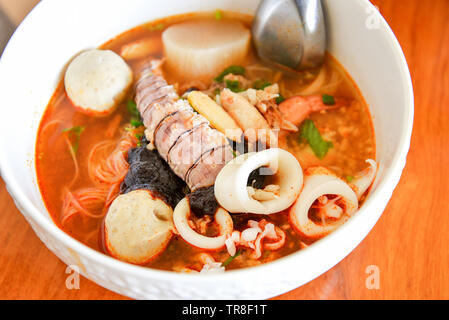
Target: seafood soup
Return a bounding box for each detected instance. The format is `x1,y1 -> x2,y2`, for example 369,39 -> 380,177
36,11 -> 376,272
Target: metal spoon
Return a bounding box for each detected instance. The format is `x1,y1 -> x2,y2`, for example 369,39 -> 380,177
252,0 -> 326,70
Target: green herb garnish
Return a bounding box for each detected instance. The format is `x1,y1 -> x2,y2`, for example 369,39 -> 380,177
135,133 -> 143,146
346,175 -> 354,182
322,94 -> 335,106
225,80 -> 244,93
253,79 -> 271,90
214,65 -> 245,82
127,100 -> 139,116
214,9 -> 223,20
300,119 -> 333,159
62,125 -> 85,154
130,118 -> 143,127
222,250 -> 242,267
276,94 -> 286,104
127,100 -> 144,127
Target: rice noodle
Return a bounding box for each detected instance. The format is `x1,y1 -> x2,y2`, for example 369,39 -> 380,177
61,187 -> 108,225
294,67 -> 342,96
245,64 -> 274,80
88,136 -> 134,185
105,114 -> 123,138
296,66 -> 327,95
61,132 -> 136,225
40,119 -> 64,136
64,136 -> 80,189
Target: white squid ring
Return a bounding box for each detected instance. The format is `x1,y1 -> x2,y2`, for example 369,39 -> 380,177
351,159 -> 378,199
173,197 -> 233,250
289,167 -> 358,239
214,148 -> 303,214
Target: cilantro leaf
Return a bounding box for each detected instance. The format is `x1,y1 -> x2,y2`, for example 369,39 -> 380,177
130,118 -> 144,127
62,125 -> 85,154
127,100 -> 139,117
322,94 -> 335,106
225,80 -> 244,93
127,100 -> 143,128
253,79 -> 271,90
276,94 -> 286,104
300,119 -> 333,159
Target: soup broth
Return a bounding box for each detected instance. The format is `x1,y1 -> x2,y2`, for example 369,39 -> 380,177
36,12 -> 375,271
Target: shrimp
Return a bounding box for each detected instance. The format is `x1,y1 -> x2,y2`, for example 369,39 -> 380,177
278,95 -> 350,126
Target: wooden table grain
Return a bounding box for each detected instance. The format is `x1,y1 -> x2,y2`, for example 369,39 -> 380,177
0,0 -> 448,300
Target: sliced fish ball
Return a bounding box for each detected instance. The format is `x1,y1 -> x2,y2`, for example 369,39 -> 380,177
215,148 -> 303,214
162,19 -> 250,82
65,49 -> 133,116
104,190 -> 174,265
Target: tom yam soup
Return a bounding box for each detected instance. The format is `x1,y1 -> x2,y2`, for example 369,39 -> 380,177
36,11 -> 376,272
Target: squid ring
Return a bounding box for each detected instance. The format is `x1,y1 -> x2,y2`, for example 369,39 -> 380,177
289,167 -> 358,239
351,159 -> 378,199
173,197 -> 233,250
214,148 -> 303,214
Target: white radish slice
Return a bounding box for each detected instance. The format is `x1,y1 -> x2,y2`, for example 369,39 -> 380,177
162,19 -> 250,82
65,49 -> 133,116
214,148 -> 303,214
104,190 -> 174,265
289,167 -> 358,239
173,198 -> 233,250
351,159 -> 378,199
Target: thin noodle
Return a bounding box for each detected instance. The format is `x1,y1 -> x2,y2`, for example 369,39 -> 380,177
64,136 -> 79,189
40,119 -> 64,135
296,66 -> 327,95
61,187 -> 108,225
61,133 -> 136,225
246,64 -> 274,80
105,114 -> 123,138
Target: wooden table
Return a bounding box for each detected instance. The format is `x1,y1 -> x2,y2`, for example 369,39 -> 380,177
0,0 -> 448,300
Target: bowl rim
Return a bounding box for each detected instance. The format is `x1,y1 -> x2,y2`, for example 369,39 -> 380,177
0,0 -> 414,285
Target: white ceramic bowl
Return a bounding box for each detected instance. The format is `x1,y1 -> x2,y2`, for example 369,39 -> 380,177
0,0 -> 413,299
